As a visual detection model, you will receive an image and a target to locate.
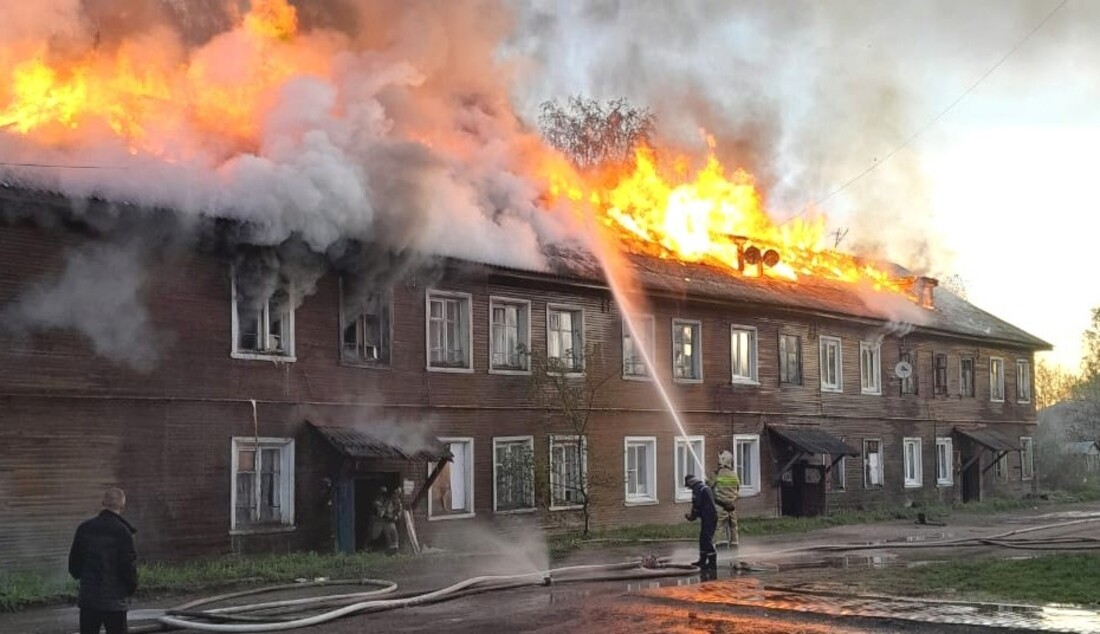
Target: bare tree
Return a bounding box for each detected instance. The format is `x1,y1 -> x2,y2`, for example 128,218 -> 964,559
539,96 -> 656,171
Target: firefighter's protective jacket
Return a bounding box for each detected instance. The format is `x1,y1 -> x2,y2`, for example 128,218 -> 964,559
712,466 -> 740,511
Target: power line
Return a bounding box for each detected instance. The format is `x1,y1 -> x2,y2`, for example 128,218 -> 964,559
0,160 -> 124,170
789,0 -> 1070,221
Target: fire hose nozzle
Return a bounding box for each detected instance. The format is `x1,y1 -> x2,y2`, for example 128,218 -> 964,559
542,575 -> 553,586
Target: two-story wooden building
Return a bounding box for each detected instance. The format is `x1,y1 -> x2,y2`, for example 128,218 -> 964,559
0,191 -> 1050,571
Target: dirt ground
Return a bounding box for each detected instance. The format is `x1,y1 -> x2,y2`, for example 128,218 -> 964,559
5,502 -> 1100,634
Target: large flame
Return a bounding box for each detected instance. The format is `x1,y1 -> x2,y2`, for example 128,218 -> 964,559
548,141 -> 911,296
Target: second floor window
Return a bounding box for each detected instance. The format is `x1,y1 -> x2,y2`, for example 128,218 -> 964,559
232,267 -> 294,360
934,353 -> 948,396
622,315 -> 655,378
779,334 -> 802,384
990,357 -> 1005,402
820,336 -> 842,392
730,326 -> 758,383
859,341 -> 881,395
960,357 -> 975,397
548,306 -> 584,372
340,280 -> 389,365
427,292 -> 471,370
1016,360 -> 1032,403
900,351 -> 918,395
673,320 -> 702,381
490,299 -> 530,372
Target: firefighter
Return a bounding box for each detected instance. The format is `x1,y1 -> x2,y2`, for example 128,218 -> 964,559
683,474 -> 718,578
712,450 -> 740,547
371,486 -> 402,555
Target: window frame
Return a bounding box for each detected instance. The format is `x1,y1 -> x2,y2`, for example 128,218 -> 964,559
425,290 -> 474,373
859,341 -> 882,395
730,325 -> 760,385
779,333 -> 803,385
990,357 -> 1006,402
546,303 -> 586,375
819,336 -> 843,393
903,437 -> 923,488
549,434 -> 588,511
230,437 -> 296,534
492,435 -> 535,514
733,434 -> 762,496
671,319 -> 704,383
230,269 -> 296,362
428,437 -> 475,520
338,277 -> 391,368
935,437 -> 954,486
960,357 -> 975,397
1016,359 -> 1032,404
488,297 -> 532,375
622,314 -> 656,381
673,436 -> 706,502
900,350 -> 918,395
826,450 -> 847,492
863,439 -> 884,488
1020,436 -> 1035,480
624,436 -> 658,505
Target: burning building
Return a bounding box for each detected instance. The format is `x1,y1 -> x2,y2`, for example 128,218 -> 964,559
0,0 -> 1050,572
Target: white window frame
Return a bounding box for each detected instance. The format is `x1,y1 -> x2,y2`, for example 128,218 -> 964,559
1020,436 -> 1035,481
990,357 -> 1005,402
230,270 -> 296,362
492,436 -> 535,514
674,436 -> 705,502
935,437 -> 954,486
230,437 -> 295,534
730,325 -> 759,385
428,437 -> 475,520
549,434 -> 588,511
338,277 -> 390,366
546,304 -> 585,375
819,336 -> 843,393
863,439 -> 884,488
426,290 -> 474,373
859,341 -> 881,395
672,319 -> 703,383
624,436 -> 658,505
622,314 -> 656,380
733,434 -> 761,496
903,437 -> 923,488
1016,359 -> 1032,404
960,357 -> 975,397
488,297 -> 531,374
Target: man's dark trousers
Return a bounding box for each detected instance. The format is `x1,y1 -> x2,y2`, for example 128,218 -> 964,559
80,608 -> 127,634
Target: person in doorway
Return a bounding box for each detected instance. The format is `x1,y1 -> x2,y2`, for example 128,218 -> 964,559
68,487 -> 138,634
371,486 -> 403,555
711,450 -> 741,547
683,474 -> 718,578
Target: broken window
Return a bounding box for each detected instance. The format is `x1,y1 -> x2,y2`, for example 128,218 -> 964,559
674,436 -> 705,502
625,437 -> 657,503
427,292 -> 471,370
900,351 -> 918,395
339,278 -> 390,365
936,437 -> 953,486
734,434 -> 761,495
232,437 -> 294,531
549,435 -> 587,509
490,299 -> 530,372
990,357 -> 1005,402
493,437 -> 534,512
934,353 -> 948,396
1020,436 -> 1035,480
1016,359 -> 1032,403
779,334 -> 803,385
819,336 -> 843,392
860,341 -> 881,395
622,315 -> 655,378
547,306 -> 584,372
429,438 -> 474,518
903,437 -> 922,488
960,357 -> 975,397
863,439 -> 883,487
232,268 -> 294,359
731,325 -> 758,383
672,319 -> 702,381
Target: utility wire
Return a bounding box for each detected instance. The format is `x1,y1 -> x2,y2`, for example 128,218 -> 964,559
0,161 -> 124,169
789,0 -> 1070,221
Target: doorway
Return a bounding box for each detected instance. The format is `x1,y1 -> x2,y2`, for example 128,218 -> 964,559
961,456 -> 981,503
353,472 -> 401,552
780,461 -> 826,518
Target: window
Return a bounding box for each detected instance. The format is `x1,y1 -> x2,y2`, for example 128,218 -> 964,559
490,298 -> 530,372
779,334 -> 803,385
427,292 -> 472,371
827,451 -> 846,491
231,270 -> 294,360
231,437 -> 295,531
549,435 -> 587,509
900,351 -> 918,395
624,437 -> 658,504
990,357 -> 1005,402
863,439 -> 883,487
733,434 -> 761,495
995,453 -> 1008,481
1021,436 -> 1035,480
960,357 -> 975,397
493,437 -> 534,512
672,320 -> 702,381
1016,360 -> 1032,403
622,315 -> 656,378
674,436 -> 705,502
339,279 -> 389,365
547,305 -> 584,373
730,326 -> 758,383
903,437 -> 922,488
934,353 -> 948,396
859,341 -> 881,395
935,437 -> 953,486
429,438 -> 474,519
819,336 -> 843,392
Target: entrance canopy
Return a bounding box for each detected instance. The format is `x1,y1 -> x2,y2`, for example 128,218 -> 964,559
768,425 -> 860,456
954,427 -> 1020,452
309,422 -> 451,462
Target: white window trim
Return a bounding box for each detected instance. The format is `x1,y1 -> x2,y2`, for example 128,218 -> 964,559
674,436 -> 706,502
935,437 -> 954,486
960,357 -> 976,397
624,436 -> 658,505
425,290 -> 475,373
230,270 -> 296,362
546,303 -> 586,376
428,437 -> 475,521
229,437 -> 296,534
863,439 -> 884,488
1020,436 -> 1035,481
622,314 -> 656,381
903,437 -> 923,488
671,319 -> 704,384
549,434 -> 588,511
488,297 -> 532,375
859,341 -> 882,395
1016,359 -> 1032,404
819,336 -> 843,393
492,435 -> 535,514
990,356 -> 1005,403
730,325 -> 760,385
733,434 -> 761,496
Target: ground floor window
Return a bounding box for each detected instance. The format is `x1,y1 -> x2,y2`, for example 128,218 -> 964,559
674,436 -> 705,502
549,435 -> 587,509
903,437 -> 922,488
733,434 -> 761,495
864,439 -> 883,487
429,438 -> 474,519
231,437 -> 295,531
936,437 -> 954,486
995,452 -> 1009,481
826,451 -> 846,491
1021,436 -> 1035,480
493,436 -> 534,512
625,437 -> 658,504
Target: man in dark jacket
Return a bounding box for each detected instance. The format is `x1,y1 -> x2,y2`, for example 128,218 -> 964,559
69,488 -> 138,634
683,474 -> 718,578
